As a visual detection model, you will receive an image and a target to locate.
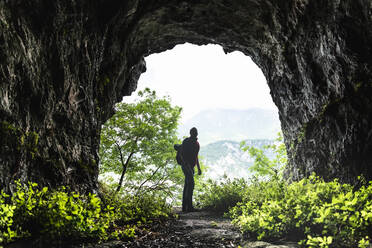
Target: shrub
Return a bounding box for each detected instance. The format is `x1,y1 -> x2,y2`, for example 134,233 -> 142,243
100,183 -> 173,226
195,176 -> 248,213
230,175 -> 372,247
1,181 -> 116,245
1,181 -> 174,246
0,191 -> 19,244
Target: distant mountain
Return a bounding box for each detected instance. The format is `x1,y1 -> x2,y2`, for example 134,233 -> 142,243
178,108 -> 280,145
199,139 -> 276,179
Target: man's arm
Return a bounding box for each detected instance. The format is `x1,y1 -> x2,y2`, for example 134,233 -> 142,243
196,157 -> 202,175
196,140 -> 202,175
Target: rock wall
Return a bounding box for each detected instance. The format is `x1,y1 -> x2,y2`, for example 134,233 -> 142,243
1,0 -> 371,190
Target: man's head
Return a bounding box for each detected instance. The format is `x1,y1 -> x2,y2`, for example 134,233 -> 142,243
190,127 -> 198,138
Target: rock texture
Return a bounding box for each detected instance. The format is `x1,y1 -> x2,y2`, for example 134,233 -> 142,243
1,0 -> 372,190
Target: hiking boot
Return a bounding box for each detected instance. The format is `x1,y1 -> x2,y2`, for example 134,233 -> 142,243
184,206 -> 198,212
188,207 -> 199,212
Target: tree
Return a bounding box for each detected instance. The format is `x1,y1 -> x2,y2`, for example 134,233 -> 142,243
241,132 -> 287,179
99,88 -> 183,195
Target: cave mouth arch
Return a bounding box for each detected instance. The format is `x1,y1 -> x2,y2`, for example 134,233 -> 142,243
119,42 -> 281,180
1,1 -> 371,191
114,0 -> 372,184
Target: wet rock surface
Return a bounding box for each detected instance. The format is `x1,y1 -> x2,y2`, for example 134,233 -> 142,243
1,0 -> 372,190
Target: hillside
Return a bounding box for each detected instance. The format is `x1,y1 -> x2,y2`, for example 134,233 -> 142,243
178,108 -> 280,145
199,139 -> 275,179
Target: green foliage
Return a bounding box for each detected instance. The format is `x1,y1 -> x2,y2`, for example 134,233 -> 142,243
194,133 -> 287,214
0,181 -> 116,245
241,132 -> 287,179
305,235 -> 333,248
0,181 -> 174,246
229,175 -> 372,247
0,191 -> 17,244
99,88 -> 183,195
197,135 -> 371,247
195,176 -> 248,213
99,182 -> 173,227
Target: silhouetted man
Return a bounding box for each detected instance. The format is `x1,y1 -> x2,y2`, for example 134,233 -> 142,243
181,127 -> 202,212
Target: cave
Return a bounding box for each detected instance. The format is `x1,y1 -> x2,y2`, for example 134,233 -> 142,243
1,0 -> 372,191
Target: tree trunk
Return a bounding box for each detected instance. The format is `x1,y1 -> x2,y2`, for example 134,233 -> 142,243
115,143 -> 135,194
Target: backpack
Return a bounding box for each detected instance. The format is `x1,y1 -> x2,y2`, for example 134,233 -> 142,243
174,144 -> 183,165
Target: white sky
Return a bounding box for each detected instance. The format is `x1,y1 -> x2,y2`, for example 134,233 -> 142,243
124,43 -> 277,123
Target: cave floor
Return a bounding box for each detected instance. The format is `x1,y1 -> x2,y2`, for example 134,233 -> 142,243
78,208 -> 298,248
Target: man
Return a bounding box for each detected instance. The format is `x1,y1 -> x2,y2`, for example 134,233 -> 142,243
181,127 -> 202,212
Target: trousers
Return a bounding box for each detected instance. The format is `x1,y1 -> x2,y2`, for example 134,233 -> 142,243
181,163 -> 194,211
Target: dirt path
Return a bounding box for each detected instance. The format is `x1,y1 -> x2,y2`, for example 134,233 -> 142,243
82,208 -> 298,248
162,208 -> 242,247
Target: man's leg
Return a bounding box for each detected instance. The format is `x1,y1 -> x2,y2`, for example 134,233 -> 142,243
181,164 -> 190,211
182,164 -> 195,211
188,166 -> 195,210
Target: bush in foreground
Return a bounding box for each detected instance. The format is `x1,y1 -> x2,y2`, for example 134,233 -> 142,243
0,181 -> 173,246
229,175 -> 372,247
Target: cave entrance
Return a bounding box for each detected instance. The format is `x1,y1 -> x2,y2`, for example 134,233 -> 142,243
99,43 -> 282,197
131,43 -> 281,179
2,0 -> 372,194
